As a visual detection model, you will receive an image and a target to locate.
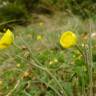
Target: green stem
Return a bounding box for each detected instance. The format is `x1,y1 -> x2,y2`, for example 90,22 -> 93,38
87,20 -> 93,96
75,45 -> 87,96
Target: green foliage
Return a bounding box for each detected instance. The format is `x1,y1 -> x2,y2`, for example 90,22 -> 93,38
38,0 -> 96,18
0,0 -> 95,26
0,1 -> 29,25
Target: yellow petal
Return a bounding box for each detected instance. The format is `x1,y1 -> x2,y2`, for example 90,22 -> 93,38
60,31 -> 77,48
0,29 -> 14,49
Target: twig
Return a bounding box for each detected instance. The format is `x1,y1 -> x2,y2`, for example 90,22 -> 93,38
23,91 -> 32,96
0,19 -> 25,26
6,79 -> 20,96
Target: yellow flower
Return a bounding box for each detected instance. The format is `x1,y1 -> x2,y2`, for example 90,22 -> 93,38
54,58 -> 58,63
37,35 -> 42,40
16,63 -> 21,68
0,80 -> 3,85
39,22 -> 44,27
49,61 -> 54,65
60,31 -> 77,48
0,29 -> 14,49
22,71 -> 30,78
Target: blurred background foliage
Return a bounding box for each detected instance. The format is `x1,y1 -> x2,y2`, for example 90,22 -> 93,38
0,0 -> 96,33
0,0 -> 96,25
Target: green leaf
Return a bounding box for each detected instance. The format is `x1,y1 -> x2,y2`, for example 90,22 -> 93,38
64,82 -> 73,96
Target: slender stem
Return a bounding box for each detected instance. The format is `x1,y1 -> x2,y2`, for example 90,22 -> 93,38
75,45 -> 86,96
75,45 -> 87,65
87,20 -> 93,96
0,19 -> 25,26
6,79 -> 20,96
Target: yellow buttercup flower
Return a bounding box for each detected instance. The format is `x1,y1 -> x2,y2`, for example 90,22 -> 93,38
54,58 -> 58,63
37,35 -> 43,40
0,29 -> 14,49
39,22 -> 44,27
60,31 -> 77,48
49,61 -> 54,65
16,63 -> 21,68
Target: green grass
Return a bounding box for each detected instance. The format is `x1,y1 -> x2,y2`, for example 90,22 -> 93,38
0,13 -> 96,96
